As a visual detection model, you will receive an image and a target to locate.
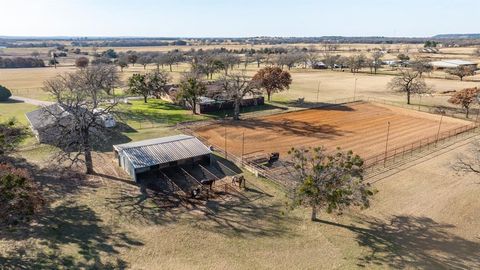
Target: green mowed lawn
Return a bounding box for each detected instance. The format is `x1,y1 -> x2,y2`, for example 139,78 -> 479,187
117,99 -> 207,126
0,100 -> 38,124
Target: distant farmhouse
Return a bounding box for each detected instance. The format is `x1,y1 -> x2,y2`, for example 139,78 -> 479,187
430,59 -> 478,70
159,83 -> 264,114
311,61 -> 327,69
26,103 -> 116,143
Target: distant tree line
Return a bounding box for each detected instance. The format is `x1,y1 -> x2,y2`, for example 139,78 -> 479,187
5,36 -> 480,48
0,57 -> 45,68
71,39 -> 187,47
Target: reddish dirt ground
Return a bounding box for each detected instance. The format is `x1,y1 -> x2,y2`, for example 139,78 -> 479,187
193,102 -> 472,161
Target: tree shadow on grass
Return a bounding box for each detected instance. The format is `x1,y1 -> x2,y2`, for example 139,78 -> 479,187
191,183 -> 296,239
0,201 -> 143,269
0,156 -> 93,202
1,99 -> 25,104
315,215 -> 480,269
104,184 -> 186,226
0,156 -> 143,269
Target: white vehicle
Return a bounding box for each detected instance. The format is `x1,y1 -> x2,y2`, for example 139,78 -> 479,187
93,108 -> 116,128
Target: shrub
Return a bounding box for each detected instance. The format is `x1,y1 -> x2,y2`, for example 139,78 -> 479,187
0,85 -> 12,101
75,56 -> 90,68
0,57 -> 45,68
0,164 -> 44,225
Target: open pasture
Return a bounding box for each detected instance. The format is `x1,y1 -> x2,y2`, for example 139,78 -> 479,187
193,102 -> 472,160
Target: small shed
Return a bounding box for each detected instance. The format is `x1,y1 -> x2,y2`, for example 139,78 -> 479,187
113,135 -> 212,182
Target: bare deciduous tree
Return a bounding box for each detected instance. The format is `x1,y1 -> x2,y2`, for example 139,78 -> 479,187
347,54 -> 367,73
219,73 -> 260,120
42,65 -> 120,174
389,69 -> 430,104
323,53 -> 340,70
254,53 -> 265,68
446,66 -> 476,81
371,51 -> 384,74
410,58 -> 433,77
137,55 -> 152,70
454,141 -> 480,176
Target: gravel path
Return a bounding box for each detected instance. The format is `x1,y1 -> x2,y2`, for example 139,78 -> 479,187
10,95 -> 54,106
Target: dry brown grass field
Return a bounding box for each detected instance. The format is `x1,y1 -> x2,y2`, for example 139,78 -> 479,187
1,43 -> 480,269
1,42 -> 479,103
1,63 -> 480,105
2,138 -> 479,269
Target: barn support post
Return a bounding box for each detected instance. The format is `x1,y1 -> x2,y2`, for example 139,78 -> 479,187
224,126 -> 228,159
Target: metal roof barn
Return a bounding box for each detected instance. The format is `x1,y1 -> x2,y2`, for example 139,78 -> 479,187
430,59 -> 477,69
113,135 -> 212,182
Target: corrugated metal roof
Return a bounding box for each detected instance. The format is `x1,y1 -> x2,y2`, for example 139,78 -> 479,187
25,103 -> 67,130
430,59 -> 476,68
114,135 -> 212,169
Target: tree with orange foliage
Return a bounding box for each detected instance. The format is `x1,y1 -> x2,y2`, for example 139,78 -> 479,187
448,87 -> 480,118
252,67 -> 292,101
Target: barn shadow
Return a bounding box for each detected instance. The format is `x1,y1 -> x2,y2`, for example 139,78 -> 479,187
314,215 -> 480,269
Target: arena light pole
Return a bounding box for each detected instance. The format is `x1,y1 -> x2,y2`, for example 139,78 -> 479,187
241,131 -> 245,165
224,114 -> 228,159
435,110 -> 445,147
384,121 -> 391,166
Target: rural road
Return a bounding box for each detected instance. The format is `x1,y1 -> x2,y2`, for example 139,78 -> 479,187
9,96 -> 143,106
10,96 -> 54,106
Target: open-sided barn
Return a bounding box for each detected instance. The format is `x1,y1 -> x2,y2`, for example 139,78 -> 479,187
113,135 -> 213,183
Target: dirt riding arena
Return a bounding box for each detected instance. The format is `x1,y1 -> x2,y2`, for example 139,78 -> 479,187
193,102 -> 473,162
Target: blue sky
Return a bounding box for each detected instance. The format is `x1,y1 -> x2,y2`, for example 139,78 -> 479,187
0,0 -> 479,37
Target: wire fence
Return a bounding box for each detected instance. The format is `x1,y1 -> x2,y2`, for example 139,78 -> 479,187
362,96 -> 480,122
363,123 -> 479,169
184,97 -> 480,191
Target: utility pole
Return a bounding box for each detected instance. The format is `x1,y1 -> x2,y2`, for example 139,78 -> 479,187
384,121 -> 391,166
316,81 -> 321,104
354,77 -> 358,101
418,94 -> 422,111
